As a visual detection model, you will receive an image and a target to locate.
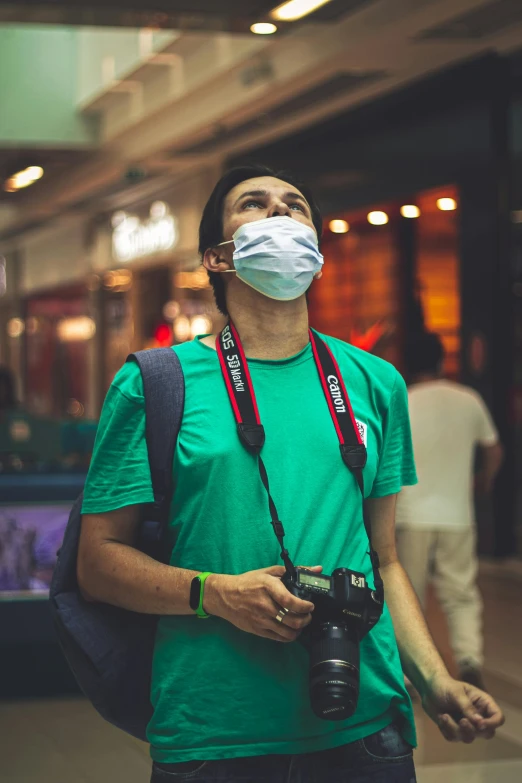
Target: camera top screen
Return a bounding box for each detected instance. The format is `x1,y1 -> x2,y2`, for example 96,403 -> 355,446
298,572 -> 331,590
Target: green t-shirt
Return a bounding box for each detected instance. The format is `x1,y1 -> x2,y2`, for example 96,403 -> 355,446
82,333 -> 418,763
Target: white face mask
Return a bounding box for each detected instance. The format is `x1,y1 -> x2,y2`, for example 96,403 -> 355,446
217,216 -> 324,301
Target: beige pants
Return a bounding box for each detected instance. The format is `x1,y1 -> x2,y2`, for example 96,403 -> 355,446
396,527 -> 483,668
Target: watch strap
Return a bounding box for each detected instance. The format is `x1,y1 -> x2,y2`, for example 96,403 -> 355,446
193,572 -> 212,619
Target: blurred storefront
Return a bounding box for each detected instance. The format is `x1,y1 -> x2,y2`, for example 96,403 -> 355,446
0,216 -> 96,420
0,219 -> 99,477
90,168 -> 224,398
312,185 -> 460,379
24,284 -> 93,420
0,168 -> 223,421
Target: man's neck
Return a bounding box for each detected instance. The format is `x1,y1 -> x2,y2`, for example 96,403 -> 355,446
203,286 -> 310,360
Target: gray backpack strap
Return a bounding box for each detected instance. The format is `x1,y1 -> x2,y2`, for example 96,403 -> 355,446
49,348 -> 184,741
127,348 -> 185,519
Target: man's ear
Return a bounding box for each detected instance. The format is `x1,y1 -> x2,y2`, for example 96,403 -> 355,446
202,246 -> 234,273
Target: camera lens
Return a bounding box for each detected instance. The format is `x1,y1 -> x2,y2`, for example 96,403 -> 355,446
308,623 -> 360,721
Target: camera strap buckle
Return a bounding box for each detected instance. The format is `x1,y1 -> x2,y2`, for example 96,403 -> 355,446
238,422 -> 265,452
274,521 -> 285,538
340,443 -> 367,471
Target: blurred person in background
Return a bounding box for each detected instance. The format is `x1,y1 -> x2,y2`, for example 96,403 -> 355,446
79,167 -> 504,783
396,332 -> 503,691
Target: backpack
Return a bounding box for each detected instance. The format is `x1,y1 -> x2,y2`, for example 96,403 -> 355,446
49,348 -> 185,741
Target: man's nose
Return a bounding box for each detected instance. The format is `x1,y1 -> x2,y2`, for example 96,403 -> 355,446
268,201 -> 291,218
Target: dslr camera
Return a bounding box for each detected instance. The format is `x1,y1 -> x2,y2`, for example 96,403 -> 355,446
282,566 -> 383,721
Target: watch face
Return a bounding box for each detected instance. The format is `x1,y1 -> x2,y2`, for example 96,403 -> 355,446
189,576 -> 201,610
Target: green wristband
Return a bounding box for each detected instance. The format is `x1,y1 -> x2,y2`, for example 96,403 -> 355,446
195,572 -> 212,619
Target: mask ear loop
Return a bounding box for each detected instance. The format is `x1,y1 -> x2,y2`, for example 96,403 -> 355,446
209,239 -> 236,273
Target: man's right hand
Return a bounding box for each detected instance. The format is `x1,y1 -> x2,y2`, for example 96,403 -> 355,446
204,565 -> 320,643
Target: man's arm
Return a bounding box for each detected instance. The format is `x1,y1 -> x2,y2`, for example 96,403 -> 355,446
78,507 -> 200,614
77,508 -> 316,643
476,442 -> 503,494
473,391 -> 503,494
368,494 -> 504,743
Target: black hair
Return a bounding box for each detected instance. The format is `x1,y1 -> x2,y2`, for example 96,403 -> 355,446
404,332 -> 445,377
198,164 -> 323,315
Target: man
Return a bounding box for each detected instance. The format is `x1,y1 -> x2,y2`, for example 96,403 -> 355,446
396,331 -> 503,692
78,166 -> 504,783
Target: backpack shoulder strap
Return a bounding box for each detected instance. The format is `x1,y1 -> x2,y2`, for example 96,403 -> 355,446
127,348 -> 185,518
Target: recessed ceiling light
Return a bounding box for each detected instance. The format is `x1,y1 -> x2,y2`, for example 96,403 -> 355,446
437,197 -> 457,211
400,205 -> 420,219
368,211 -> 389,226
250,22 -> 278,35
271,0 -> 333,22
4,165 -> 44,192
329,219 -> 349,234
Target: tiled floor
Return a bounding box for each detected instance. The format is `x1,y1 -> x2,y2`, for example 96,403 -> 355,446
0,697 -> 150,783
1,566 -> 521,783
417,760 -> 522,783
412,563 -> 522,782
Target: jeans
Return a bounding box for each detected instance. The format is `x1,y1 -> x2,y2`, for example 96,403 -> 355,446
150,723 -> 416,783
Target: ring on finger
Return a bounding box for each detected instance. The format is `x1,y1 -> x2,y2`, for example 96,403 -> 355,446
275,607 -> 290,624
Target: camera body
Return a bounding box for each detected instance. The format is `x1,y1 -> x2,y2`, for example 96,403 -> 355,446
282,567 -> 383,721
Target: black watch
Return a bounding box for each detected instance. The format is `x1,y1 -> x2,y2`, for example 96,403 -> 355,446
189,572 -> 212,618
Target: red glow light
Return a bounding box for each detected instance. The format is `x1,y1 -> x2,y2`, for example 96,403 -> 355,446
154,323 -> 171,345
350,321 -> 387,352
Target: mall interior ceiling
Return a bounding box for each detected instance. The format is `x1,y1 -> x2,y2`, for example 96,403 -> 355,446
231,52 -> 522,212
2,0 -> 522,241
0,0 -> 356,32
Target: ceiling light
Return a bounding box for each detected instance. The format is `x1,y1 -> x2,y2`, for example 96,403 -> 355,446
103,269 -> 133,291
437,197 -> 457,211
271,0 -> 332,22
4,165 -> 44,192
173,315 -> 191,342
67,399 -> 85,418
190,315 -> 212,340
174,268 -> 210,290
400,205 -> 420,219
367,211 -> 389,226
7,317 -> 25,338
57,317 -> 96,342
250,22 -> 278,34
163,300 -> 181,321
26,317 -> 40,336
329,219 -> 349,234
25,165 -> 43,180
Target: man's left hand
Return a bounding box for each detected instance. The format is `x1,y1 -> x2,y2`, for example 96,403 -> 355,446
422,675 -> 505,743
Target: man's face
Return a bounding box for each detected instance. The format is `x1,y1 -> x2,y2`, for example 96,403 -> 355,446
221,176 -> 316,243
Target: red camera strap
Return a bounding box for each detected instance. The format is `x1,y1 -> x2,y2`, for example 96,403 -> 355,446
216,322 -> 383,599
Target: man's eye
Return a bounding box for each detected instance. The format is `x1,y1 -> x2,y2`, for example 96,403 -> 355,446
243,200 -> 262,209
290,203 -> 305,212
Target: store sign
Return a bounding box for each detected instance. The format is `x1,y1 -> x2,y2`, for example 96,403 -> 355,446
112,201 -> 178,263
